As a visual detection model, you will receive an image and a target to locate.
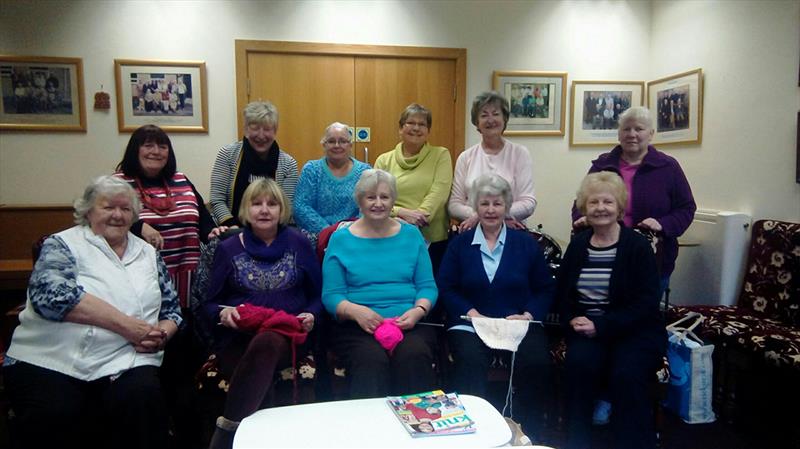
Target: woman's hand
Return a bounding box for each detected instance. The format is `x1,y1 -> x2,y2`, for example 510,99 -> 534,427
637,218 -> 663,232
397,208 -> 430,227
141,223 -> 163,249
134,328 -> 168,353
208,226 -> 230,240
119,315 -> 161,346
458,215 -> 480,233
219,306 -> 241,330
570,316 -> 597,338
466,308 -> 484,319
506,311 -> 533,321
504,217 -> 527,230
297,312 -> 315,332
572,216 -> 588,229
347,303 -> 384,334
395,307 -> 426,330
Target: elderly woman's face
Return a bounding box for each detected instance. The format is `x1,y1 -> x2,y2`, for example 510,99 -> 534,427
477,103 -> 504,138
358,182 -> 393,221
477,194 -> 506,231
138,140 -> 169,178
87,194 -> 134,245
399,113 -> 429,148
618,119 -> 653,155
247,195 -> 281,237
585,190 -> 621,229
245,122 -> 277,154
323,127 -> 352,164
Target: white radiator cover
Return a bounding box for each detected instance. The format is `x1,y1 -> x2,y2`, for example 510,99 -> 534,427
669,210 -> 752,307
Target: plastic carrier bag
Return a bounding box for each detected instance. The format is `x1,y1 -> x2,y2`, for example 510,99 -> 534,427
664,311 -> 716,424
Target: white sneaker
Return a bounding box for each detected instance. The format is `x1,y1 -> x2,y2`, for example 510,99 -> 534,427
592,400 -> 611,425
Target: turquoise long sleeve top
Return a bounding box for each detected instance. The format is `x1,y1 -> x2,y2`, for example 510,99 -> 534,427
293,157 -> 371,235
322,222 -> 438,318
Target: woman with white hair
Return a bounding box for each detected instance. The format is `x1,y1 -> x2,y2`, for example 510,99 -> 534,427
322,169 -> 438,398
294,122 -> 371,243
572,106 -> 696,293
439,173 -> 554,441
210,100 -> 299,227
3,175 -> 181,449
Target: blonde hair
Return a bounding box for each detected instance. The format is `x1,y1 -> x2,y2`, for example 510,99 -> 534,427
243,101 -> 279,129
238,178 -> 292,226
575,171 -> 627,220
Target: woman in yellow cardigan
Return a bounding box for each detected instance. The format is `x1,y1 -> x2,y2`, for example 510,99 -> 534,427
375,103 -> 453,278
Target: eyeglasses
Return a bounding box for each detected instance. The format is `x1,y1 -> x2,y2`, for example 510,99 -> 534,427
404,121 -> 428,129
324,138 -> 351,146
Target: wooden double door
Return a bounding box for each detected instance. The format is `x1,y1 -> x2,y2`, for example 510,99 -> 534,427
235,40 -> 467,169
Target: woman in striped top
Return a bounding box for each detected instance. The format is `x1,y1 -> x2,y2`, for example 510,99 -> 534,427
116,124 -> 225,309
209,101 -> 299,227
556,171 -> 666,449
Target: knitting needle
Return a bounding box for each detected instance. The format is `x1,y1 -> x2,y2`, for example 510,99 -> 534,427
460,315 -> 543,325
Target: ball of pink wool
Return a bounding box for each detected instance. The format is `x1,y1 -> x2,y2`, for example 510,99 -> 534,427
374,319 -> 404,353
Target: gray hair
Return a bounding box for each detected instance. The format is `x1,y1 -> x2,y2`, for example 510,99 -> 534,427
243,101 -> 279,129
353,169 -> 397,204
398,103 -> 432,129
320,122 -> 353,145
470,91 -> 510,131
470,174 -> 513,212
618,106 -> 653,131
73,175 -> 141,225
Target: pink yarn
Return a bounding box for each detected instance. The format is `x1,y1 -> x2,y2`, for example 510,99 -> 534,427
374,319 -> 404,354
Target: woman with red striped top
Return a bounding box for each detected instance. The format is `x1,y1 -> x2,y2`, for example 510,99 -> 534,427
115,125 -> 226,308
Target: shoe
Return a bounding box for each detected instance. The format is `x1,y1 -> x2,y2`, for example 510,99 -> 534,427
592,400 -> 611,426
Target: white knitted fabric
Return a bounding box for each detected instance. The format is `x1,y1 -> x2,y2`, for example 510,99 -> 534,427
471,317 -> 530,351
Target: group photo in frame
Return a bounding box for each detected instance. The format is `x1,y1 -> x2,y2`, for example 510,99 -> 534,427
0,55 -> 86,132
114,59 -> 208,133
492,70 -> 567,136
647,68 -> 703,145
569,80 -> 645,146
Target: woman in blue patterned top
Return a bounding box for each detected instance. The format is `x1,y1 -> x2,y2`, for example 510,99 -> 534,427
556,171 -> 665,449
294,122 -> 370,244
3,175 -> 181,449
322,169 -> 438,398
204,178 -> 322,449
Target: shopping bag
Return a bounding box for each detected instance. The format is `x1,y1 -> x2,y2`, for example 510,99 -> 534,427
664,312 -> 716,424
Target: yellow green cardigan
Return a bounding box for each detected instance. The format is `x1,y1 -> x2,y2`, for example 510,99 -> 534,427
375,142 -> 453,243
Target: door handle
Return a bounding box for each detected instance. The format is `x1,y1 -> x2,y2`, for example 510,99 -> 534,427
363,147 -> 369,164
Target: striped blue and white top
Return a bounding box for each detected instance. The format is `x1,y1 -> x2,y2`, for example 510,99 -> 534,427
575,244 -> 617,316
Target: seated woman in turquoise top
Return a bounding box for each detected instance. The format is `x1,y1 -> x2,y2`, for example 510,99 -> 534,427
322,169 -> 438,398
294,122 -> 371,244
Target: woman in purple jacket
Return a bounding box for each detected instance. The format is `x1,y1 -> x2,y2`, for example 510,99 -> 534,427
572,106 -> 696,292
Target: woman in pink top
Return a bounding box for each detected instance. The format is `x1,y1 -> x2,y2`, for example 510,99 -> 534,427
449,91 -> 537,232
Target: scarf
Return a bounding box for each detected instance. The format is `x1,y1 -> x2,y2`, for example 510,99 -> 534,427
241,226 -> 288,262
230,138 -> 280,225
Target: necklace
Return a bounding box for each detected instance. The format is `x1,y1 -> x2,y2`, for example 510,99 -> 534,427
135,177 -> 176,216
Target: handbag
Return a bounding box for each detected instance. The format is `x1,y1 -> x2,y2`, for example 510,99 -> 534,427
664,311 -> 716,424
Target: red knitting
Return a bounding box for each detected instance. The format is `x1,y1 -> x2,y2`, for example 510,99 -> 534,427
233,303 -> 309,403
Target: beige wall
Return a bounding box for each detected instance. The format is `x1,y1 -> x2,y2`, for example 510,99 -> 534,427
1,0 -> 798,244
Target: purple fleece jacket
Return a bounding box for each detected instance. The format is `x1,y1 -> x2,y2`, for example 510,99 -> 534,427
572,145 -> 696,276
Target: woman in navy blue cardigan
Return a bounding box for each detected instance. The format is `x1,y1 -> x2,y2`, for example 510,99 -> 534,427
438,173 -> 554,440
558,171 -> 665,449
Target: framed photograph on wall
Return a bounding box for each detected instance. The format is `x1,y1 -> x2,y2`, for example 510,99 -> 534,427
0,55 -> 86,132
114,59 -> 208,133
647,68 -> 703,145
492,70 -> 567,136
569,80 -> 644,146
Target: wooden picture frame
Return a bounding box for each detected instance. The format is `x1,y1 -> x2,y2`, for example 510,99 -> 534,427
492,70 -> 567,136
647,68 -> 703,145
0,55 -> 86,132
114,59 -> 208,133
569,80 -> 645,146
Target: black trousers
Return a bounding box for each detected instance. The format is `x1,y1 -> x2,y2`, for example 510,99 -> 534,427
564,334 -> 663,449
4,362 -> 168,449
331,321 -> 437,398
448,325 -> 552,436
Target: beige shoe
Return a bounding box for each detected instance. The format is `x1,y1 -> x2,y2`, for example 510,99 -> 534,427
504,417 -> 532,446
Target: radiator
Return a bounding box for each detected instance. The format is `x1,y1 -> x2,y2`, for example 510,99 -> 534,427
669,210 -> 752,307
